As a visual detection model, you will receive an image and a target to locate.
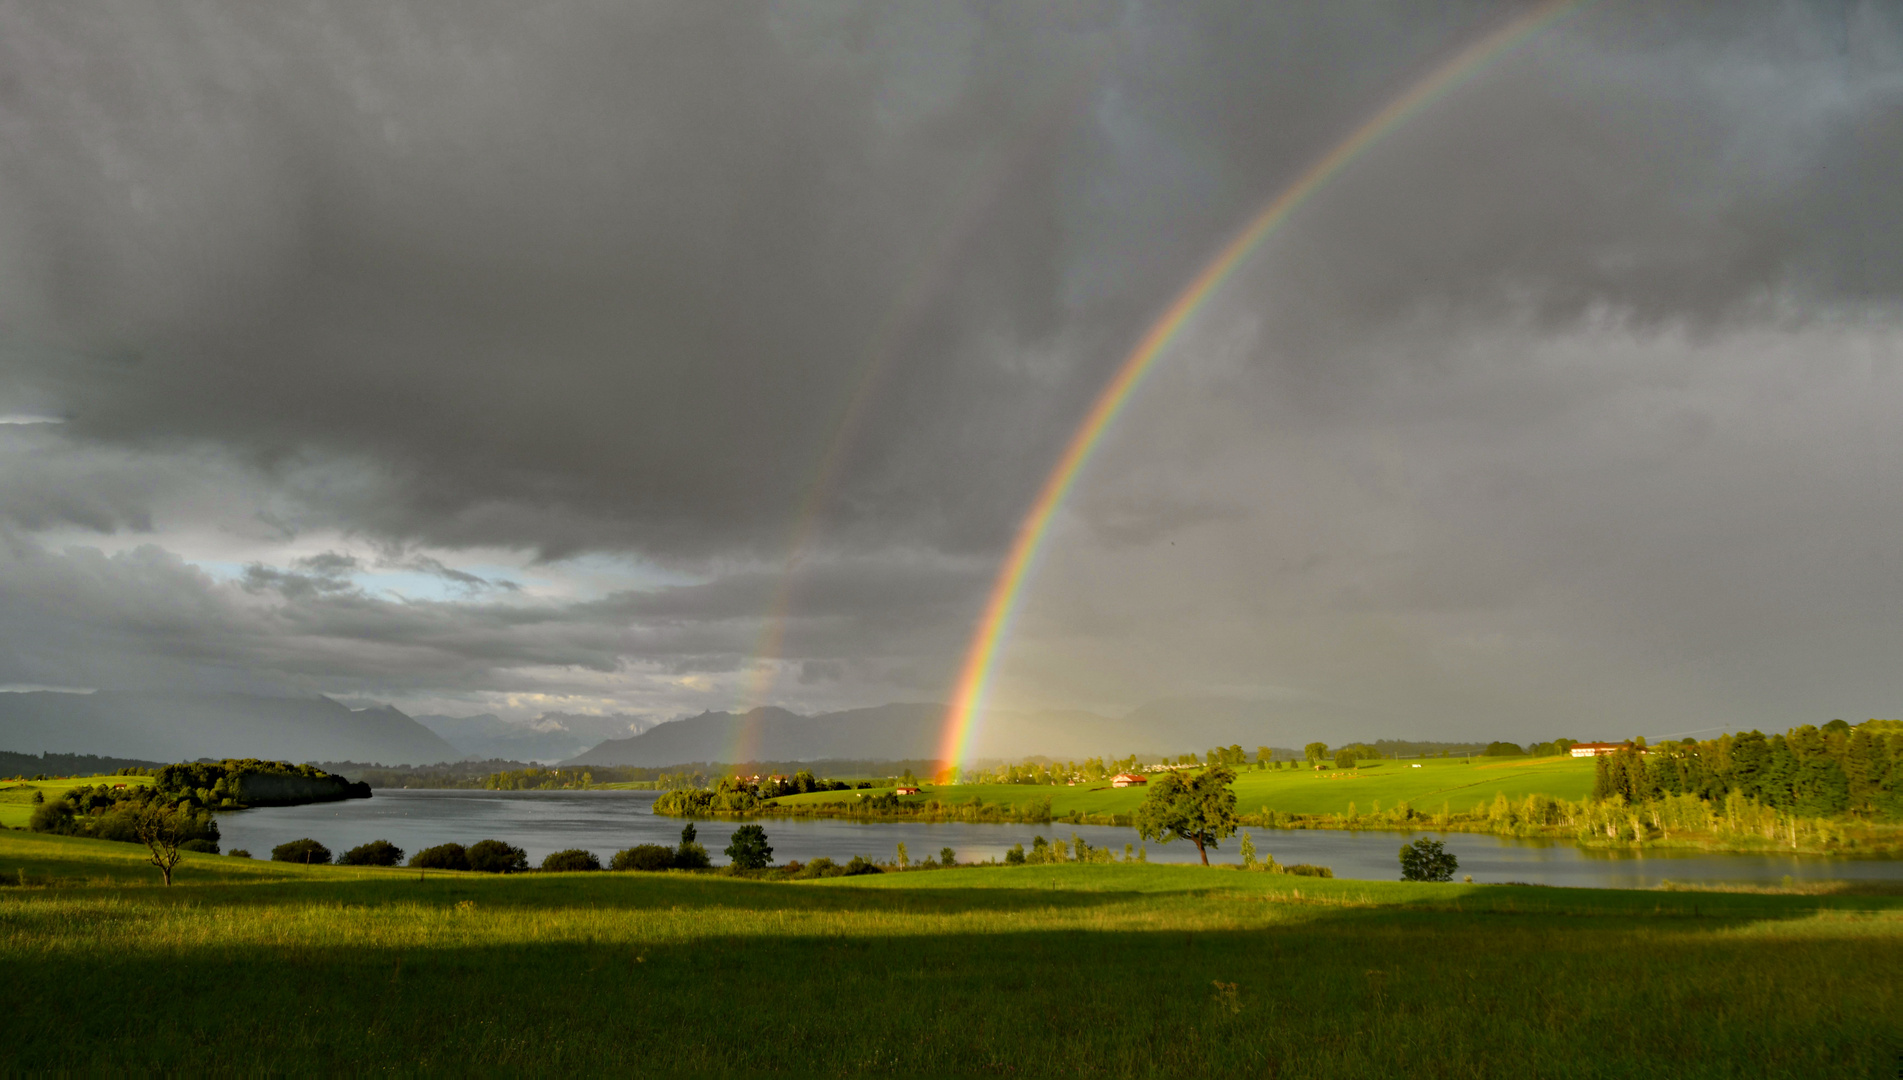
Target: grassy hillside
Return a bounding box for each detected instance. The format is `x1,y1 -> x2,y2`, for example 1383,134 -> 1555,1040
770,756 -> 1595,818
1,830 -> 1898,1075
0,775 -> 149,829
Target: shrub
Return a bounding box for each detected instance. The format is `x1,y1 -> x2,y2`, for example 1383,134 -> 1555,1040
409,843 -> 470,871
181,839 -> 220,854
841,855 -> 881,876
340,840 -> 405,867
673,842 -> 712,870
610,844 -> 677,872
271,838 -> 331,864
227,849 -> 252,858
724,824 -> 773,870
1399,838 -> 1458,882
1004,843 -> 1026,865
794,856 -> 838,879
1285,864 -> 1333,878
541,848 -> 601,872
467,839 -> 529,874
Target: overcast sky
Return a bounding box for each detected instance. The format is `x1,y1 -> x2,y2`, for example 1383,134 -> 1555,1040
0,0 -> 1898,743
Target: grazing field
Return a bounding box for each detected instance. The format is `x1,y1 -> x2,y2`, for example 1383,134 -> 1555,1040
771,755 -> 1596,819
0,775 -> 149,829
2,830 -> 1898,1076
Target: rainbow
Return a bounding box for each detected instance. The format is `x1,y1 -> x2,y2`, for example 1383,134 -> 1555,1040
936,0 -> 1586,776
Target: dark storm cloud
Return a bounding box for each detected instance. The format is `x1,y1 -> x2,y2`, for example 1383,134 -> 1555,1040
0,1 -> 1900,731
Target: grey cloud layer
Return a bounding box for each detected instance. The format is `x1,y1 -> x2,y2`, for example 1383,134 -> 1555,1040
0,1 -> 1899,737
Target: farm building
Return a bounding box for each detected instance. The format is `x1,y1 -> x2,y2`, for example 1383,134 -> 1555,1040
1111,773 -> 1147,788
1568,742 -> 1626,757
894,785 -> 921,795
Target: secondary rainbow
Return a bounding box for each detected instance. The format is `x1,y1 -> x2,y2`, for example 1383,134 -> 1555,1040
936,0 -> 1586,774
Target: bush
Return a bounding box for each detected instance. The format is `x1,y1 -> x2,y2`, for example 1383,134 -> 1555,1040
409,843 -> 470,871
271,838 -> 331,864
467,839 -> 529,874
181,838 -> 220,854
1399,838 -> 1458,882
724,824 -> 773,870
673,842 -> 712,870
227,849 -> 252,858
610,844 -> 677,872
1004,843 -> 1026,866
841,855 -> 882,876
1285,864 -> 1334,878
541,848 -> 601,872
794,856 -> 838,879
340,840 -> 405,867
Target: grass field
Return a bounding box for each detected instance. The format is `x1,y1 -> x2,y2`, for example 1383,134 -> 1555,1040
0,774 -> 149,829
2,829 -> 1898,1075
771,756 -> 1596,819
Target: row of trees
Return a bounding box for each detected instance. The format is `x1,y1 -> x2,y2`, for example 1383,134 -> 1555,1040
1593,722 -> 1903,819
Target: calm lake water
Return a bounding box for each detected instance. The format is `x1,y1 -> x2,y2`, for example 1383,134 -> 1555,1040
217,788 -> 1903,889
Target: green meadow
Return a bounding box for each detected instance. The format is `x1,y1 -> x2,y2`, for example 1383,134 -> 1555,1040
2,829 -> 1898,1076
0,775 -> 149,829
771,755 -> 1595,819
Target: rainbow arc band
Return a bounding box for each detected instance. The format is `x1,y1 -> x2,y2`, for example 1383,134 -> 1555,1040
935,0 -> 1587,777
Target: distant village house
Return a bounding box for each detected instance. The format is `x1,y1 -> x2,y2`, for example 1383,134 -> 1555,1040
1111,773 -> 1147,788
1568,742 -> 1626,757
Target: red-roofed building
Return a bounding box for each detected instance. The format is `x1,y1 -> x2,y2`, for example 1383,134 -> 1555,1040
1111,773 -> 1147,787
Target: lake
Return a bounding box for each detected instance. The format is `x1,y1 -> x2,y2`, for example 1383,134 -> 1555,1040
217,788 -> 1903,888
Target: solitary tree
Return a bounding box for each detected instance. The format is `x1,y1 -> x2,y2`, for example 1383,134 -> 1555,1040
1135,765 -> 1239,865
133,802 -> 189,886
725,825 -> 773,870
1334,747 -> 1358,770
1304,742 -> 1329,768
1399,838 -> 1459,882
940,846 -> 956,867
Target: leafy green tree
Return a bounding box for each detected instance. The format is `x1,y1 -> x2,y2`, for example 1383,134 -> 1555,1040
1399,838 -> 1458,882
1334,748 -> 1357,770
680,822 -> 697,845
1256,746 -> 1272,769
1004,843 -> 1026,865
1135,765 -> 1239,865
466,839 -> 528,874
133,802 -> 192,886
895,841 -> 910,869
271,838 -> 331,865
1304,742 -> 1328,768
339,840 -> 404,867
540,849 -> 601,872
1238,831 -> 1258,869
610,844 -> 677,871
725,825 -> 773,870
1483,741 -> 1525,757
940,846 -> 956,867
409,843 -> 470,871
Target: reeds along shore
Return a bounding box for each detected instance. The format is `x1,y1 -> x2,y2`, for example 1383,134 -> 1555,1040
657,788 -> 1903,856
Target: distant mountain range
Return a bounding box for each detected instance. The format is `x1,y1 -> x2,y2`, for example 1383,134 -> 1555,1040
563,697 -> 1321,767
413,711 -> 664,764
0,691 -> 458,766
0,689 -> 1332,770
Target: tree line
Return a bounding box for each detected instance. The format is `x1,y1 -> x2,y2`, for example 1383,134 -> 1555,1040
1591,721 -> 1902,819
